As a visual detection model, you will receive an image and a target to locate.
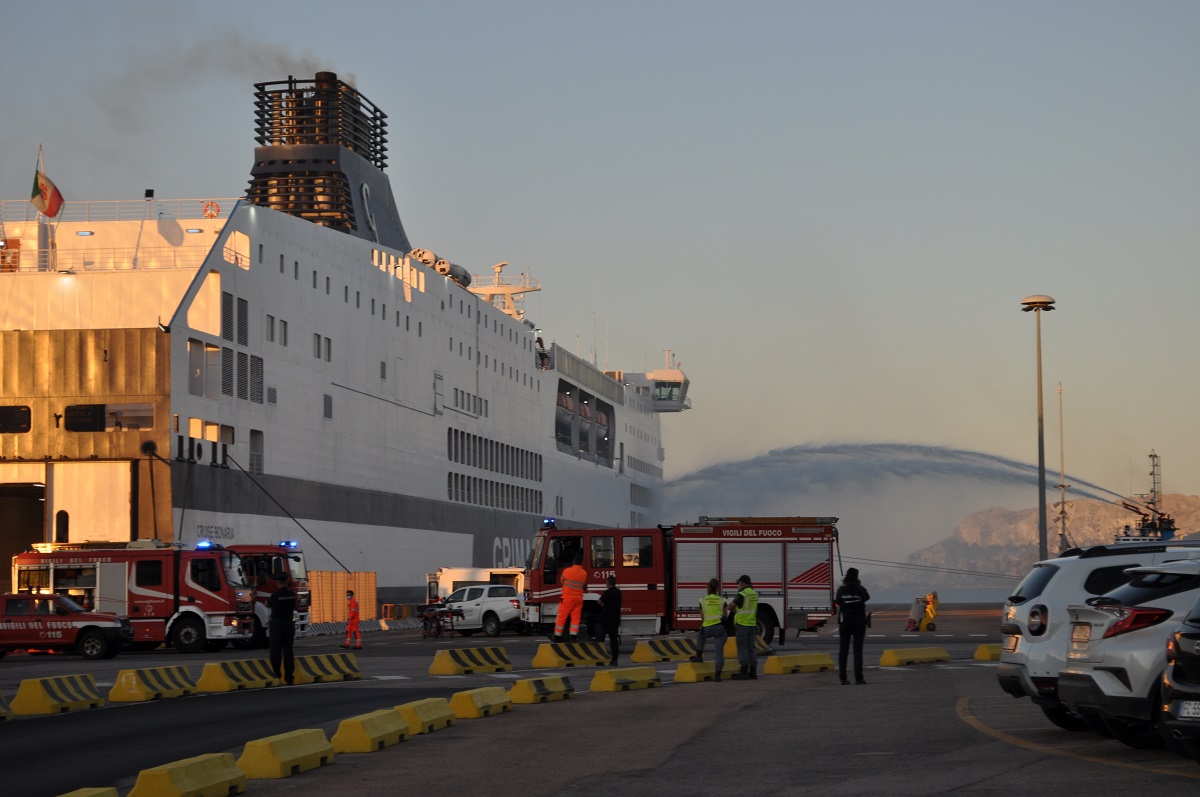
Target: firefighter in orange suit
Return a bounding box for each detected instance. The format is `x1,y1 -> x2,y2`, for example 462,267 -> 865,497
342,590 -> 362,649
553,553 -> 588,642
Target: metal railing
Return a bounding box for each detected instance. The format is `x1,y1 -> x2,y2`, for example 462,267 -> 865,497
0,197 -> 243,224
1,245 -> 211,273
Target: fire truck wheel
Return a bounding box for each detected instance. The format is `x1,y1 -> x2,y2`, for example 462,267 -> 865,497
483,613 -> 502,637
172,617 -> 206,653
757,618 -> 777,646
78,630 -> 111,661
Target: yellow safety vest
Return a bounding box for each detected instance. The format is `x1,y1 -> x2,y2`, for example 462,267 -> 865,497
700,593 -> 724,627
734,587 -> 758,627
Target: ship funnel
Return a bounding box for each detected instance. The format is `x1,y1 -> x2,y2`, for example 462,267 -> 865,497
247,73 -> 411,251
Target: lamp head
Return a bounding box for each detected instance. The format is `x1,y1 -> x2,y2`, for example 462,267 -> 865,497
1021,294 -> 1056,312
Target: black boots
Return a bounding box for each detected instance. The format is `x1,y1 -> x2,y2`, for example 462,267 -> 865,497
715,667 -> 722,682
731,665 -> 757,680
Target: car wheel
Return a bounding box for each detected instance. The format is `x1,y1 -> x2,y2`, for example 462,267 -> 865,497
1103,716 -> 1165,749
1040,703 -> 1090,732
77,630 -> 110,660
483,613 -> 502,637
172,617 -> 206,654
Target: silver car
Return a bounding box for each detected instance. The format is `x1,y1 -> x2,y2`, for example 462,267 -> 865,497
1058,559 -> 1200,748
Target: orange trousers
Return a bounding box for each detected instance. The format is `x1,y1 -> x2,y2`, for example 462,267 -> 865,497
554,596 -> 583,637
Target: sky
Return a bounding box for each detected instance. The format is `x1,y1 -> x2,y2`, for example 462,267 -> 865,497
4,2 -> 1200,554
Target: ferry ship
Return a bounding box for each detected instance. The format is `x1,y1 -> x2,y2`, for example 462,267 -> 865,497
0,72 -> 689,602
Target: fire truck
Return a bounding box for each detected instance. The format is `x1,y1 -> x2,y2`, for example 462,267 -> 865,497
12,540 -> 309,653
521,516 -> 837,643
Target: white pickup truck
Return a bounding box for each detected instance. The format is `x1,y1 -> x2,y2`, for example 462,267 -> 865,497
442,584 -> 528,637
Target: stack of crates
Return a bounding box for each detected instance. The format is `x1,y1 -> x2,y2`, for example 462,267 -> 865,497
308,571 -> 377,623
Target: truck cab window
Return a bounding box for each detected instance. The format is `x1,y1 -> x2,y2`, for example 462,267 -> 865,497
591,536 -> 615,568
623,536 -> 653,568
191,559 -> 221,592
136,560 -> 163,587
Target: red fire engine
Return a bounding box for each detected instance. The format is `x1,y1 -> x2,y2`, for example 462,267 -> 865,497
12,539 -> 308,653
521,516 -> 837,643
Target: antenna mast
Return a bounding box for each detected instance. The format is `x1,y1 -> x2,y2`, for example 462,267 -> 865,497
1055,383 -> 1074,552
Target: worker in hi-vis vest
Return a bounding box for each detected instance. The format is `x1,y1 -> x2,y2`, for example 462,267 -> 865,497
690,577 -> 728,681
553,552 -> 588,642
728,574 -> 759,680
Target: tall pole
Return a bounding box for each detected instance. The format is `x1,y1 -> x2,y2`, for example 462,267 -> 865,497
1022,295 -> 1056,562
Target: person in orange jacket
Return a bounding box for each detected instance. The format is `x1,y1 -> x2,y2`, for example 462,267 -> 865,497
553,553 -> 587,642
342,590 -> 362,649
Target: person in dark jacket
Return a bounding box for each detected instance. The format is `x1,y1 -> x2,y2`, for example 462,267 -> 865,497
599,576 -> 622,665
835,568 -> 870,685
267,572 -> 297,685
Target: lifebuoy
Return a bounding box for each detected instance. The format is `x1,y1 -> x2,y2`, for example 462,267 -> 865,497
202,201 -> 219,219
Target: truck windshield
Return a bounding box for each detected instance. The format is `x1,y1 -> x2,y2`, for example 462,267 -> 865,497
226,554 -> 250,588
285,552 -> 307,580
526,536 -> 545,571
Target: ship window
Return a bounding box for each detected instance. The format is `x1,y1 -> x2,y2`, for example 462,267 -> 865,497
326,276 -> 331,294
324,394 -> 333,419
279,320 -> 289,346
345,286 -> 349,302
258,244 -> 263,264
356,291 -> 360,308
313,334 -> 321,358
323,337 -> 331,362
380,361 -> 386,380
371,298 -> 376,315
280,254 -> 285,274
312,270 -> 317,289
266,315 -> 275,342
294,261 -> 299,280
0,406 -> 31,433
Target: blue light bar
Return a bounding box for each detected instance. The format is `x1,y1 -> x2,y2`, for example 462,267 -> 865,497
196,539 -> 215,549
278,540 -> 299,549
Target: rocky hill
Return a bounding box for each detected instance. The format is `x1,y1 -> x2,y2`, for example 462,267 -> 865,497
869,494 -> 1200,590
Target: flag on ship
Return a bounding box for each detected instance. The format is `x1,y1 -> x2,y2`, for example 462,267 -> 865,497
30,147 -> 64,218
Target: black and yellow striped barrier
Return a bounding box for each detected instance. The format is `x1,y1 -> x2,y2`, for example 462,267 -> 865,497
126,753 -> 245,797
331,709 -> 409,753
11,674 -> 105,715
879,647 -> 950,666
296,652 -> 361,684
590,666 -> 661,692
531,641 -> 610,668
238,728 -> 335,779
631,637 -> 698,663
507,676 -> 575,704
196,658 -> 278,692
429,646 -> 513,675
762,653 -> 835,674
395,697 -> 455,735
109,665 -> 197,702
722,635 -> 775,659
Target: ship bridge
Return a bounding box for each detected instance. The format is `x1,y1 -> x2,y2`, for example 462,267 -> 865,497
609,350 -> 691,413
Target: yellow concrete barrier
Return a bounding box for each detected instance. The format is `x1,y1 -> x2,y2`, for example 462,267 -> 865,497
974,643 -> 1001,661
589,666 -> 661,692
237,729 -> 334,779
631,637 -> 699,663
429,646 -> 514,675
11,674 -> 105,715
507,676 -> 575,704
295,652 -> 361,684
673,661 -> 718,683
879,647 -> 951,667
531,641 -> 610,668
109,665 -> 197,702
450,686 -> 514,719
723,635 -> 774,659
762,653 -> 835,674
195,659 -> 278,692
126,752 -> 245,797
332,709 -> 409,753
53,789 -> 118,797
395,697 -> 456,735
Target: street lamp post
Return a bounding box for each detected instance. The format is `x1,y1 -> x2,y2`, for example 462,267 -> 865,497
1021,295 -> 1056,562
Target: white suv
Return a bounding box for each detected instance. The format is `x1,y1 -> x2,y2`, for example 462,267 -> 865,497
1058,559 -> 1200,748
443,584 -> 524,637
998,541 -> 1200,732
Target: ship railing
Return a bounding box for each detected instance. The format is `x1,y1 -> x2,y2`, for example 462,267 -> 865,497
0,197 -> 243,223
1,245 -> 210,273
